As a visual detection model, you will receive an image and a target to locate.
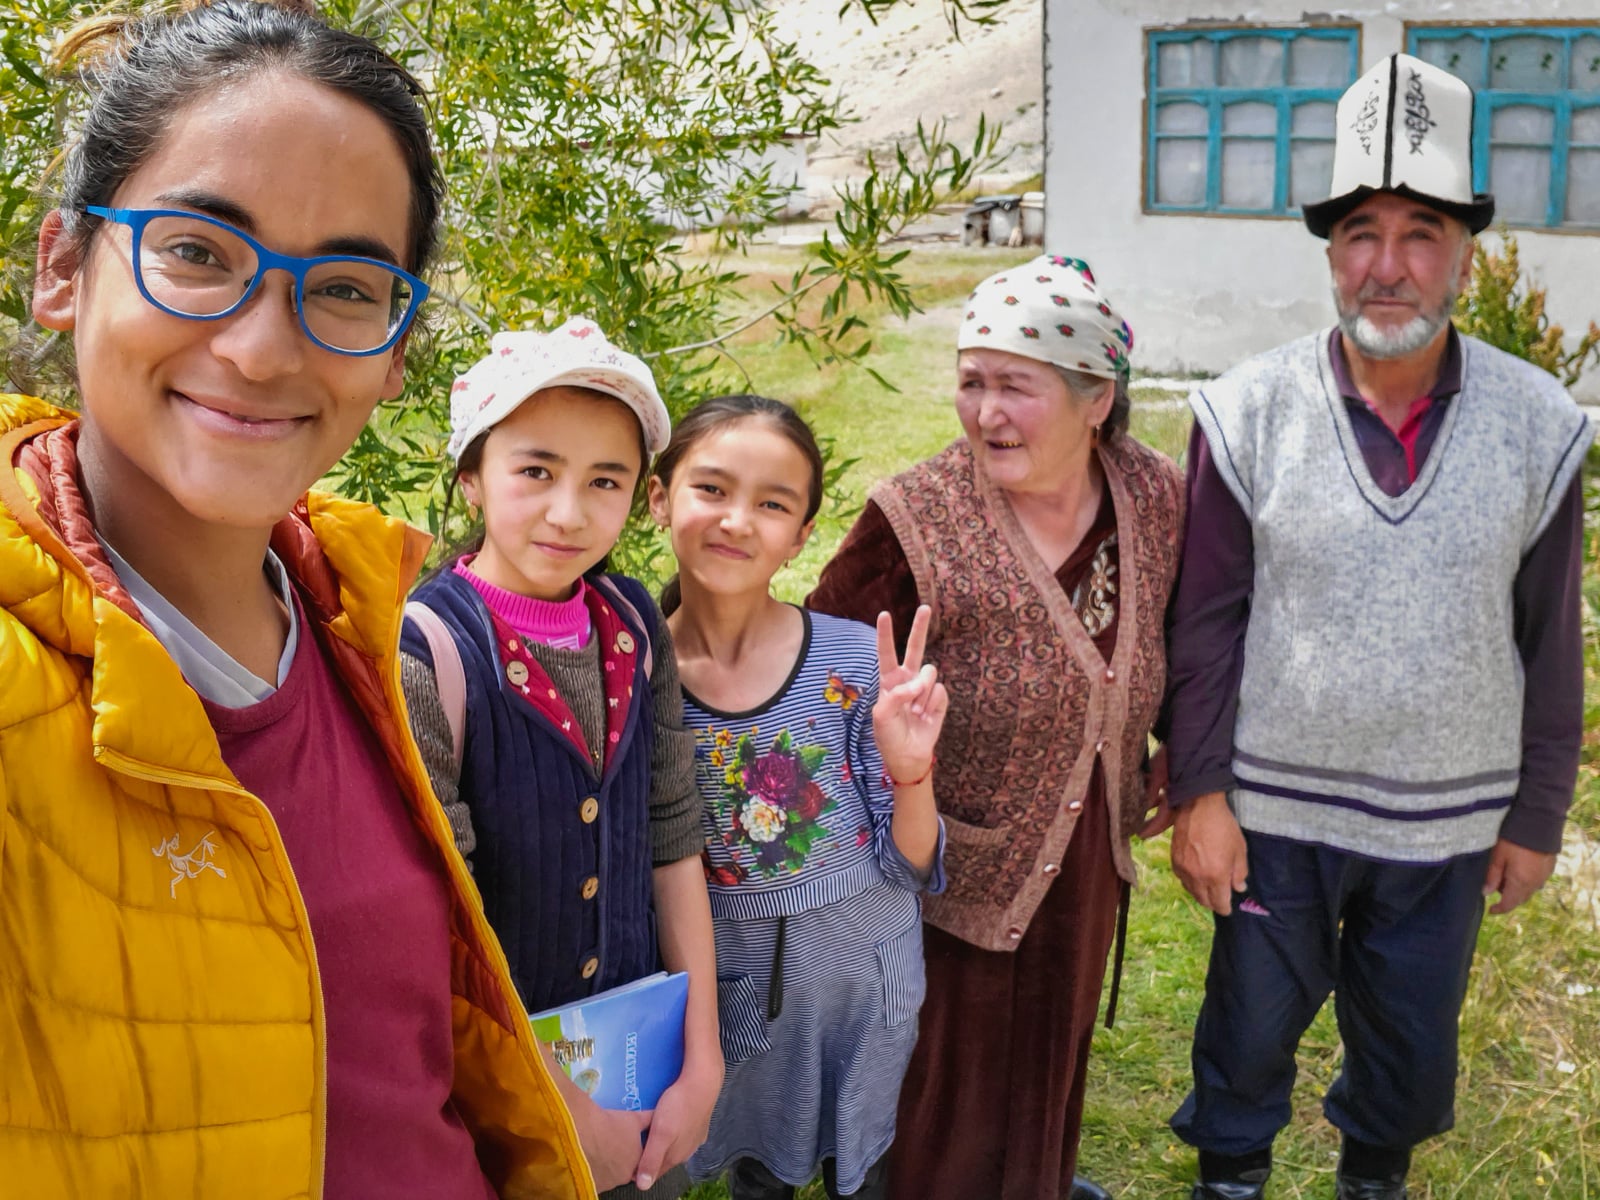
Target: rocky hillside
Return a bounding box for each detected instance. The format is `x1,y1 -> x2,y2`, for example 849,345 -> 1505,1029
764,0 -> 1044,194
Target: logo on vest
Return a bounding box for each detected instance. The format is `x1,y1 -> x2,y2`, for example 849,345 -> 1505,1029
1403,69 -> 1436,155
154,831 -> 227,899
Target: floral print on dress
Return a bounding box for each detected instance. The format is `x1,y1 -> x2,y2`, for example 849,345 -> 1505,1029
1070,532 -> 1119,637
702,724 -> 840,880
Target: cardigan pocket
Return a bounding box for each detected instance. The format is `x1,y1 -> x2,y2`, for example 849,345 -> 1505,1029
874,919 -> 927,1030
715,973 -> 773,1065
940,814 -> 1013,847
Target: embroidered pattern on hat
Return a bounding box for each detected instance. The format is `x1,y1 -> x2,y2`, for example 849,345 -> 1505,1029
1353,86 -> 1383,156
1403,67 -> 1437,155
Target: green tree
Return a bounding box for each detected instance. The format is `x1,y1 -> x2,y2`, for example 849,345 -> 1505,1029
2,0 -> 1004,576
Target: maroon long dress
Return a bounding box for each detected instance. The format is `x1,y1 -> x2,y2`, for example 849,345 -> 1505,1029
808,489 -> 1125,1200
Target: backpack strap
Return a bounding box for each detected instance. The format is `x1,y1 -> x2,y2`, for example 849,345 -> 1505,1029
590,575 -> 654,680
404,601 -> 466,772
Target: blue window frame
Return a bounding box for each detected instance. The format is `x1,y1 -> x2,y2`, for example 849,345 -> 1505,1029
1146,26 -> 1360,216
1409,25 -> 1600,229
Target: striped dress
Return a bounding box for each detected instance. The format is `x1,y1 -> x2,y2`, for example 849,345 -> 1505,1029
684,610 -> 945,1193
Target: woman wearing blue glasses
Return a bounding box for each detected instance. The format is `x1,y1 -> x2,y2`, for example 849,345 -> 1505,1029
0,2 -> 597,1197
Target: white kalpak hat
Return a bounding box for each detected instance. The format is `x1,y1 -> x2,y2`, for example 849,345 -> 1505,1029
1302,52 -> 1495,239
446,317 -> 670,462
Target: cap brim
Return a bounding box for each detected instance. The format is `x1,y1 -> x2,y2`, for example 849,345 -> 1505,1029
534,367 -> 671,455
1302,185 -> 1496,238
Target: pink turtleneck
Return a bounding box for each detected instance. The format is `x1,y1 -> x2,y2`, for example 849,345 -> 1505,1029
454,558 -> 592,650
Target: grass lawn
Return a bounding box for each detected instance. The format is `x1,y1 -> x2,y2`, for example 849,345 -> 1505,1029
673,240 -> 1600,1199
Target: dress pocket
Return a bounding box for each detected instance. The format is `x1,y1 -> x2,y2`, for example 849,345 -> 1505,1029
715,973 -> 773,1065
874,920 -> 928,1030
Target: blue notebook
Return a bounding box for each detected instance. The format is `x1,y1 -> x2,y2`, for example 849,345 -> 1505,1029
529,971 -> 689,1111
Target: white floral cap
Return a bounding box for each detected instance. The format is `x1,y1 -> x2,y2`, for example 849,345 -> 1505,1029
447,317 -> 670,461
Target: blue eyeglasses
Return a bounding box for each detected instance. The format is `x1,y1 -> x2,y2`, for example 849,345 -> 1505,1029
85,205 -> 429,357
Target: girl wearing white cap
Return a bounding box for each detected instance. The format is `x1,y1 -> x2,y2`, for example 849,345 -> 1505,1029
811,256 -> 1185,1200
399,319 -> 722,1198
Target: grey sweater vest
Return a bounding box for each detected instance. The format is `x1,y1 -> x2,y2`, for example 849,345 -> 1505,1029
1191,331 -> 1592,863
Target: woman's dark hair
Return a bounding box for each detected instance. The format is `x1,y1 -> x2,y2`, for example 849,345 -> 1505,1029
53,0 -> 442,272
9,0 -> 443,390
654,393 -> 825,523
653,393 -> 825,615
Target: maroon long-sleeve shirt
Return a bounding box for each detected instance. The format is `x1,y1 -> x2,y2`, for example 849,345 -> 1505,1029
1164,327 -> 1586,854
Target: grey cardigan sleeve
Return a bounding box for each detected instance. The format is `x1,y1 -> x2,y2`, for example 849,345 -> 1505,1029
399,649 -> 479,869
645,614 -> 708,866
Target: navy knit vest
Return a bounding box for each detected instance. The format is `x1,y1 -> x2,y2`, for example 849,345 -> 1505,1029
401,568 -> 658,1012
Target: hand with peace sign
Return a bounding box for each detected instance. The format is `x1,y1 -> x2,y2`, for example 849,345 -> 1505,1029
872,605 -> 947,877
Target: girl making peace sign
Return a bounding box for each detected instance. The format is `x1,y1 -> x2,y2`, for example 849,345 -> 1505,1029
647,395 -> 948,1200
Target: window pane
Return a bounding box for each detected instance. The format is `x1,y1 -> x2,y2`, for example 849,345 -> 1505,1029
1288,36 -> 1350,88
1488,35 -> 1564,93
1575,36 -> 1600,93
1490,105 -> 1556,145
1158,39 -> 1215,88
1290,140 -> 1335,206
1489,146 -> 1552,224
1221,139 -> 1276,208
1414,36 -> 1487,90
1223,101 -> 1277,135
1291,101 -> 1336,136
1572,105 -> 1600,145
1156,101 -> 1210,135
1220,37 -> 1284,88
1156,140 -> 1208,205
1567,149 -> 1600,225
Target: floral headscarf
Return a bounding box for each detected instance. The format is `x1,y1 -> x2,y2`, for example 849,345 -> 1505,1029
956,253 -> 1134,379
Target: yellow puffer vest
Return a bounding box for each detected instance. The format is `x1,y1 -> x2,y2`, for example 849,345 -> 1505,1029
0,395 -> 595,1199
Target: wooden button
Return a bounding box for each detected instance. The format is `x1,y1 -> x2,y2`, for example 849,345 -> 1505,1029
615,630 -> 636,654
580,956 -> 599,980
1043,862 -> 1061,877
580,797 -> 599,823
580,876 -> 599,901
506,660 -> 529,687
1068,799 -> 1084,812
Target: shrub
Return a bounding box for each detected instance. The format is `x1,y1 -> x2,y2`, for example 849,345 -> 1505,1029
1454,229 -> 1600,389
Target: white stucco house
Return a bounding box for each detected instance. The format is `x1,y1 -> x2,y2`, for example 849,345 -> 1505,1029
1042,1 -> 1600,396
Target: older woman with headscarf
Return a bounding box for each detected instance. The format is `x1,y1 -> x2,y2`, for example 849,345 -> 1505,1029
809,256 -> 1183,1200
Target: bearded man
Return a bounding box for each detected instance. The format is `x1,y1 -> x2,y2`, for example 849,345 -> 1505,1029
1159,53 -> 1593,1200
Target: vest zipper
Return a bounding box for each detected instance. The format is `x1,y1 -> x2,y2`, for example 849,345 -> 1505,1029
96,748 -> 331,1199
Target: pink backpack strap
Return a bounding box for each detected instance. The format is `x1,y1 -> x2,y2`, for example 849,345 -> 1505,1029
404,601 -> 466,772
590,576 -> 654,680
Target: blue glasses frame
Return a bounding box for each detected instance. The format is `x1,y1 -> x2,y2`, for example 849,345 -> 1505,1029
85,205 -> 430,357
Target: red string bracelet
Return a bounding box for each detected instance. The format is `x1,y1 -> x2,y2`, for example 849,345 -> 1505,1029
887,756 -> 937,788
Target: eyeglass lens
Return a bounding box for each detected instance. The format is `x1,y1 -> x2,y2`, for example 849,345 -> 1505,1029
135,213 -> 414,353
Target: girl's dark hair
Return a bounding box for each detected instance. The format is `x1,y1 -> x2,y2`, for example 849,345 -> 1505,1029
10,0 -> 443,390
653,394 -> 825,616
654,393 -> 825,522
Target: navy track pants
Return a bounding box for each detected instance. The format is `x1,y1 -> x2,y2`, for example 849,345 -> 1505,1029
1170,831 -> 1490,1156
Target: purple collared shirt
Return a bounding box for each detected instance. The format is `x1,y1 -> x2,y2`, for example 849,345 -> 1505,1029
1164,328 -> 1585,853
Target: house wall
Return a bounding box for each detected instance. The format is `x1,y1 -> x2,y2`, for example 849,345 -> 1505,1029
1042,0 -> 1600,396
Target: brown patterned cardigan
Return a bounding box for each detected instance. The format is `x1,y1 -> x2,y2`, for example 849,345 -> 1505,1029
811,437 -> 1183,952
